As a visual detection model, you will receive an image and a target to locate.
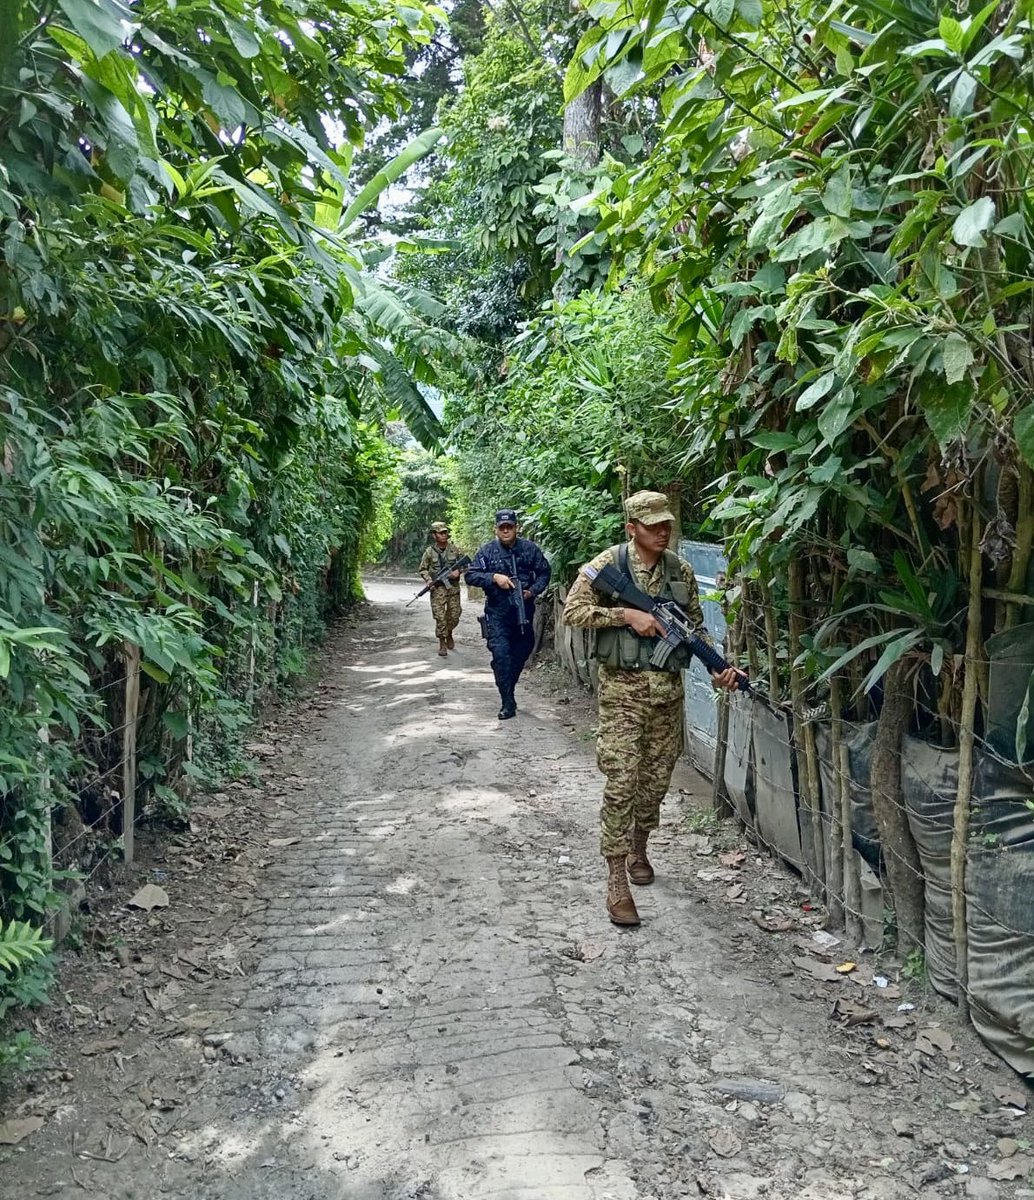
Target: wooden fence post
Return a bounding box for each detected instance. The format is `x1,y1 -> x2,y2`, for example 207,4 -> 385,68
122,641 -> 141,864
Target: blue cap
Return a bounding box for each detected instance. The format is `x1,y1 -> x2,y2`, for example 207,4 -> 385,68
495,508 -> 518,526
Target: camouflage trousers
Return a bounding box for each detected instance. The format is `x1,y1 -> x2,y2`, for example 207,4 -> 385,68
429,587 -> 461,639
597,667 -> 684,857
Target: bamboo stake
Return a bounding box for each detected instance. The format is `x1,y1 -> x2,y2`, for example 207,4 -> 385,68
831,677 -> 864,944
826,679 -> 846,930
983,586 -> 1034,605
712,692 -> 733,819
788,557 -> 823,896
758,575 -> 780,700
246,580 -> 260,708
803,717 -> 825,896
711,598 -> 742,819
951,498 -> 983,1024
1004,461 -> 1034,632
742,580 -> 761,684
121,641 -> 141,865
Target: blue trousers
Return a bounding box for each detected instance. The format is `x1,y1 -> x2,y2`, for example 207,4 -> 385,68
485,609 -> 536,704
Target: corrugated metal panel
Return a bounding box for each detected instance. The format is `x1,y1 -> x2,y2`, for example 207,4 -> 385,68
678,539 -> 728,776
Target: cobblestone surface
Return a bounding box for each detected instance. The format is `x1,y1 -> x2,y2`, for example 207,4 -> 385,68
4,580 -> 1032,1199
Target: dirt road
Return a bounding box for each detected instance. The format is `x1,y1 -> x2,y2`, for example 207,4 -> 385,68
3,581 -> 1031,1200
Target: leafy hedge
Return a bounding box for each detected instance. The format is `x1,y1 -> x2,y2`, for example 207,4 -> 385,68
0,0 -> 443,1055
446,288 -> 707,582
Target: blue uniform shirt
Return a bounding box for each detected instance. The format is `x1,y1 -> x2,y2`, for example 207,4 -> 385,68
466,536 -> 552,615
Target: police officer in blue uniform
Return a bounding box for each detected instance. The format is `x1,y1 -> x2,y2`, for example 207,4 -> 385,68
466,509 -> 552,719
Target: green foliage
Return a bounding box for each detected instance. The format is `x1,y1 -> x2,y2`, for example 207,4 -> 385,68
447,288 -> 694,581
0,0 -> 446,1041
902,947 -> 927,983
555,0 -> 1034,706
396,2 -> 586,348
0,1029 -> 47,1073
0,920 -> 52,976
385,449 -> 454,566
436,2 -> 564,271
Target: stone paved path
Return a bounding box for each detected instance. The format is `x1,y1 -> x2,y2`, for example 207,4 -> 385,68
6,580 -> 1031,1200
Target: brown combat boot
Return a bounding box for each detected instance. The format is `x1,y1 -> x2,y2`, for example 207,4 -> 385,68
627,827 -> 655,886
606,856 -> 640,926
446,633 -> 455,649
437,639 -> 448,656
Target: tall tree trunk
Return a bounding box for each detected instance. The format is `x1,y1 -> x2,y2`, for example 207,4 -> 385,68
554,74 -> 602,293
868,658 -> 925,956
563,79 -> 601,167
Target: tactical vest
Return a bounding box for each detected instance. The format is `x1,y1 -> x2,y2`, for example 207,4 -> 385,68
435,545 -> 458,588
594,544 -> 694,673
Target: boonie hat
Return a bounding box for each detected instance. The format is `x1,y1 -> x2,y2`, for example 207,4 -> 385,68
625,490 -> 676,525
495,508 -> 518,526
430,521 -> 450,533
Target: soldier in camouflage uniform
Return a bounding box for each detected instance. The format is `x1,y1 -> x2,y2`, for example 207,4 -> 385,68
417,521 -> 465,657
562,491 -> 742,927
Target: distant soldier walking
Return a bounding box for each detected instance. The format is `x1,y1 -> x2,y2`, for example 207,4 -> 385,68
562,491 -> 742,927
418,521 -> 465,657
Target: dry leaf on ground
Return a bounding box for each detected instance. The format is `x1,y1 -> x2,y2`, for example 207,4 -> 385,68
80,1038 -> 121,1056
752,912 -> 794,933
992,1085 -> 1028,1111
793,956 -> 842,982
245,742 -> 277,757
128,884 -> 169,911
988,1155 -> 1034,1181
882,1014 -> 912,1029
0,1117 -> 44,1145
915,1027 -> 954,1056
175,1009 -> 232,1031
707,1127 -> 742,1158
834,998 -> 877,1027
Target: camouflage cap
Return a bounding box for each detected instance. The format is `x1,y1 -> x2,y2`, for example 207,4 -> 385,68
625,490 -> 676,525
430,521 -> 450,533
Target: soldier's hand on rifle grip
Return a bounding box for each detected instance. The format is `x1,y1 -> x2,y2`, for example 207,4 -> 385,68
448,570 -> 461,580
711,666 -> 747,691
522,588 -> 532,600
623,608 -> 665,638
492,573 -> 515,590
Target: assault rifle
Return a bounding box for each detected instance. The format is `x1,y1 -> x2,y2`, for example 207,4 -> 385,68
583,561 -> 750,690
407,555 -> 471,607
510,552 -> 528,630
